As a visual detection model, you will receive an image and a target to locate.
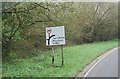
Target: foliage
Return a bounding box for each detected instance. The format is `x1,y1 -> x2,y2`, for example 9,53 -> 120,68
2,2 -> 118,58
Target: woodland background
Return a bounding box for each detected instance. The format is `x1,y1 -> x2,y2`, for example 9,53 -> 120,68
2,2 -> 118,60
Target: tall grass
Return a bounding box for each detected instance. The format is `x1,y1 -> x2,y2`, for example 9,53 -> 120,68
2,39 -> 118,77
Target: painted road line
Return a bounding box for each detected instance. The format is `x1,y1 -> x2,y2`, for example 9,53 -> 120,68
84,47 -> 118,77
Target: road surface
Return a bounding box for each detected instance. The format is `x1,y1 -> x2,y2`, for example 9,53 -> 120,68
84,47 -> 118,77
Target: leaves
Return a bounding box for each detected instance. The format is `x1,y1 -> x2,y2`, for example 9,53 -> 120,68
2,2 -> 118,58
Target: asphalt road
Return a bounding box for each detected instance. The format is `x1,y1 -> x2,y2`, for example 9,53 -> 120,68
84,47 -> 118,77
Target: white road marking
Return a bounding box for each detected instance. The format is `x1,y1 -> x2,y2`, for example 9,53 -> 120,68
84,47 -> 118,77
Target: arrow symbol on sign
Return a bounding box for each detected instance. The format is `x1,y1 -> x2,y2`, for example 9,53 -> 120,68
47,35 -> 55,45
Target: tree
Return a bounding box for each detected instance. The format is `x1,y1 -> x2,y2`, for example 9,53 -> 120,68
2,2 -> 118,59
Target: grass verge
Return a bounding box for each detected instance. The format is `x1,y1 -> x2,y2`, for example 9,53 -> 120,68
2,39 -> 118,77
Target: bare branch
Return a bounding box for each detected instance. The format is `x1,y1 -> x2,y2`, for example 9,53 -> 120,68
100,6 -> 115,19
91,3 -> 101,20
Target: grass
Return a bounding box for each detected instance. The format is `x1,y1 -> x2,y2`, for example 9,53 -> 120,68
2,39 -> 118,77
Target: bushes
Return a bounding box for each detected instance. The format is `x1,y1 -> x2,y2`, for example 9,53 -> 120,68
2,2 -> 118,59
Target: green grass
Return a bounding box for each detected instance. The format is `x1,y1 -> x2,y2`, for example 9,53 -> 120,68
2,39 -> 118,77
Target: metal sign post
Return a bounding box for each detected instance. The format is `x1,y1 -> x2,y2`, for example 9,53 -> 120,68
52,46 -> 55,67
61,45 -> 64,66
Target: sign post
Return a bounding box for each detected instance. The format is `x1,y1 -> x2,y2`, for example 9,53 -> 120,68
46,26 -> 65,66
61,45 -> 64,66
52,46 -> 55,67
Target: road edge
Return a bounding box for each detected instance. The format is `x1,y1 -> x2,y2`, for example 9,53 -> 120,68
76,47 -> 118,77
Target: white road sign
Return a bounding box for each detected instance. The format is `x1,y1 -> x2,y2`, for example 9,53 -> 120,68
46,26 -> 65,46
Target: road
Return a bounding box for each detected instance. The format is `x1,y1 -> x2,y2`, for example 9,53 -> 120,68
84,47 -> 118,77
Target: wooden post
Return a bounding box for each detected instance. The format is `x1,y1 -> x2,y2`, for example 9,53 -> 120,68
61,45 -> 64,66
52,46 -> 55,67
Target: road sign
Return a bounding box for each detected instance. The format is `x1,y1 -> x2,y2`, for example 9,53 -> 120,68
46,26 -> 65,46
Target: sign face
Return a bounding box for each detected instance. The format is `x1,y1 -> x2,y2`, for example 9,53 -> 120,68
46,26 -> 65,46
